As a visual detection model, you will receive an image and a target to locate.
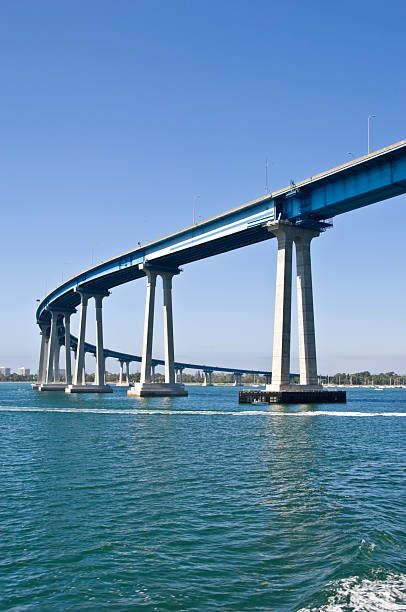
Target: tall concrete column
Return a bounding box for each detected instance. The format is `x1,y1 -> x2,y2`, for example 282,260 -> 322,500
54,342 -> 61,382
73,293 -> 89,386
64,313 -> 73,385
38,324 -> 50,384
203,370 -> 213,386
94,294 -> 107,386
128,264 -> 187,398
46,312 -> 59,383
140,270 -> 158,384
294,229 -> 320,386
126,362 -> 130,384
161,272 -> 175,384
73,350 -> 77,380
119,361 -> 124,385
267,222 -> 294,389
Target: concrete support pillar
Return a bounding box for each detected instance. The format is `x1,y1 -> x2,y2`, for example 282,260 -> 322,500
46,312 -> 59,383
203,370 -> 213,386
268,223 -> 294,389
38,324 -> 50,384
73,293 -> 89,386
161,272 -> 176,384
119,361 -> 124,385
94,294 -> 106,386
294,229 -> 320,386
128,265 -> 187,398
140,269 -> 158,384
126,362 -> 130,384
64,313 -> 73,385
73,350 -> 77,379
54,342 -> 61,382
266,220 -> 322,391
233,373 -> 242,386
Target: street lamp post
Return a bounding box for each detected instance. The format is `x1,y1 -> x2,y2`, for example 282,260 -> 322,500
368,114 -> 375,153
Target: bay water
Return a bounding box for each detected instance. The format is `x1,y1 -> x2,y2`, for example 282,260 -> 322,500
0,383 -> 405,610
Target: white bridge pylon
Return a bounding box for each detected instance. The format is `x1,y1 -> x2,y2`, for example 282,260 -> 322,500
266,220 -> 322,391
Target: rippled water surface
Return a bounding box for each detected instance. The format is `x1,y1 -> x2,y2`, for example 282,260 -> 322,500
0,384 -> 405,611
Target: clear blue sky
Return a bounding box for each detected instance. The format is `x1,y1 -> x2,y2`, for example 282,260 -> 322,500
1,0 -> 405,374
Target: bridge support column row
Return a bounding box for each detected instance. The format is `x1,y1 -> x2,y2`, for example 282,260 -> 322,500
128,266 -> 187,397
66,290 -> 112,393
202,370 -> 213,386
37,309 -> 75,390
266,221 -> 321,391
233,373 -> 243,386
117,360 -> 131,387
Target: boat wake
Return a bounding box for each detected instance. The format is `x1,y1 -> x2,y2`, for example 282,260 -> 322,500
0,406 -> 405,417
299,573 -> 406,611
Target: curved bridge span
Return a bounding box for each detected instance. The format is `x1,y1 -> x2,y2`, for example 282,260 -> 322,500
35,140 -> 406,395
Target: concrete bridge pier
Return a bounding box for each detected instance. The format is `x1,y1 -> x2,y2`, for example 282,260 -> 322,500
38,311 -> 67,391
128,266 -> 187,397
66,290 -> 112,394
233,373 -> 243,386
117,360 -> 131,387
265,220 -> 321,393
176,368 -> 184,384
54,341 -> 61,382
202,370 -> 213,386
33,322 -> 50,389
63,311 -> 74,386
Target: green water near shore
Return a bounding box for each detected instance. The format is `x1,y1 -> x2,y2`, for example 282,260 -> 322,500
0,384 -> 405,610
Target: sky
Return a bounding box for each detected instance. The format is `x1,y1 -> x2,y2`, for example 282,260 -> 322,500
0,0 -> 405,375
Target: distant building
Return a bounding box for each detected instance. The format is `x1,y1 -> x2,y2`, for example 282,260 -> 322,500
0,366 -> 11,376
17,367 -> 30,376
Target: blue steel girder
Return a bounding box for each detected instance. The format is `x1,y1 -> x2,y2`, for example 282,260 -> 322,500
282,148 -> 406,221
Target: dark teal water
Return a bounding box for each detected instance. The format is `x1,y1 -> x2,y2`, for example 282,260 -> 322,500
0,384 -> 405,611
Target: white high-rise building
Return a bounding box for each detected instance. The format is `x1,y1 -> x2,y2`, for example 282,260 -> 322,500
0,367 -> 11,376
17,367 -> 30,376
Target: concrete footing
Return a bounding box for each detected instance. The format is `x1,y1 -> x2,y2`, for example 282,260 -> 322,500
239,389 -> 346,404
127,383 -> 188,397
65,384 -> 113,394
37,383 -> 67,392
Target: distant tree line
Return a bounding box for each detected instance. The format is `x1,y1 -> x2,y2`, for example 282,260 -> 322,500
0,373 -> 36,383
319,371 -> 406,386
1,370 -> 405,386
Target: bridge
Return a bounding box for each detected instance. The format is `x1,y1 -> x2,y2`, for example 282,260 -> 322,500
35,139 -> 406,396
